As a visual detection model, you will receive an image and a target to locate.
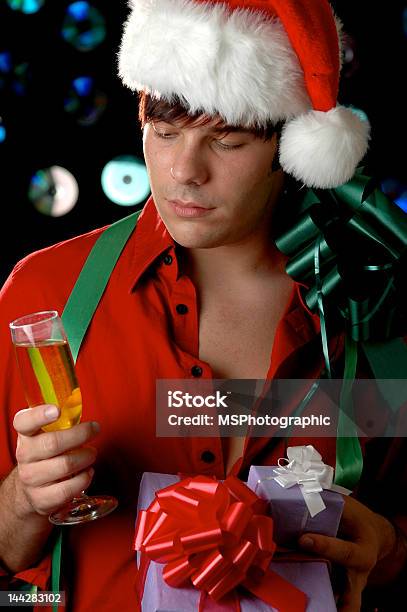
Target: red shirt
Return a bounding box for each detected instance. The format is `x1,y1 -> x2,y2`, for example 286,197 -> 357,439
0,196 -> 405,611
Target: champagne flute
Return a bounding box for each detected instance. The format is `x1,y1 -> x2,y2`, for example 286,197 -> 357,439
9,310 -> 118,525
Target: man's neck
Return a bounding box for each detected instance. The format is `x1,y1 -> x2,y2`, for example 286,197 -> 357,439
181,235 -> 288,292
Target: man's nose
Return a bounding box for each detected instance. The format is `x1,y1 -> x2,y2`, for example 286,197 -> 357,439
170,144 -> 209,186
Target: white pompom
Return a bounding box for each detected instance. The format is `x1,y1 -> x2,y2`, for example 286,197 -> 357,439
279,106 -> 371,188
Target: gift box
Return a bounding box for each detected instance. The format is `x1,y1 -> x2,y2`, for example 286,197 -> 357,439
135,472 -> 337,611
141,557 -> 336,611
247,465 -> 344,548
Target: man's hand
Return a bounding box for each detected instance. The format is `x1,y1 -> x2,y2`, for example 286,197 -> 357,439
13,404 -> 100,518
298,494 -> 403,612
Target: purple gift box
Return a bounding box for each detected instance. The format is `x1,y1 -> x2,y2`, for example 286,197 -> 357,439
141,559 -> 336,612
247,465 -> 344,547
136,472 -> 337,611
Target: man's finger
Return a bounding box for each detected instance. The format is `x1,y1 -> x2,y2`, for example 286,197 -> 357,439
337,572 -> 367,612
17,447 -> 98,487
337,587 -> 362,612
16,421 -> 101,463
336,495 -> 375,540
298,533 -> 363,568
29,467 -> 95,515
13,405 -> 61,436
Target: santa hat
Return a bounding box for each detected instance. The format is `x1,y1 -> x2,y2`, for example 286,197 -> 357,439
118,0 -> 370,189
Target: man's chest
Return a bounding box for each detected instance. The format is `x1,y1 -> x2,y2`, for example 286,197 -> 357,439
198,311 -> 276,379
197,278 -> 295,379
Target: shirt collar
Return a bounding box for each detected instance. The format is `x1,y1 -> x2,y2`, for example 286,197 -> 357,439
126,195 -> 175,292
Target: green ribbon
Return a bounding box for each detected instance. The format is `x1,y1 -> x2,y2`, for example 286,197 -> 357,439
334,335 -> 363,488
275,168 -> 407,489
62,211 -> 143,362
276,169 -> 407,343
51,530 -> 63,612
314,235 -> 332,378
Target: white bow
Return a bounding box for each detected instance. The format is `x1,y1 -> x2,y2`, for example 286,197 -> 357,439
272,445 -> 350,517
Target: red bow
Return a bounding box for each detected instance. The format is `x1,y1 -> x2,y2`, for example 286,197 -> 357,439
134,475 -> 307,612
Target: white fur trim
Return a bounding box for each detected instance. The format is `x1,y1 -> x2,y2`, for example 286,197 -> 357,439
118,0 -> 312,126
279,106 -> 371,188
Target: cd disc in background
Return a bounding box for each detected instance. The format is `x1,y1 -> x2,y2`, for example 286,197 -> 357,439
0,50 -> 31,97
61,2 -> 106,52
101,156 -> 150,207
64,76 -> 107,126
28,166 -> 79,217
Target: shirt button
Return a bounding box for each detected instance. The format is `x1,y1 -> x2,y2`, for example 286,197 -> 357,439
176,303 -> 189,315
163,254 -> 173,265
191,365 -> 203,377
201,450 -> 216,464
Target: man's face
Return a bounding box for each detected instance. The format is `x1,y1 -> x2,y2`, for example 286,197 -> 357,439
143,116 -> 280,248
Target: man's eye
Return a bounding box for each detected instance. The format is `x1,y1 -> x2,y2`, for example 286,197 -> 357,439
153,129 -> 242,149
215,141 -> 243,150
155,131 -> 176,139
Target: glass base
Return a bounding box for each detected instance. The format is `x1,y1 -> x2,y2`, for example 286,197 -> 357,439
49,495 -> 118,525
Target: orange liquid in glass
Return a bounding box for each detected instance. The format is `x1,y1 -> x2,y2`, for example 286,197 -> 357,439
14,340 -> 82,432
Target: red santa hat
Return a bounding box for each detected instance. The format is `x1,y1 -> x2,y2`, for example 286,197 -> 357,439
118,0 -> 370,189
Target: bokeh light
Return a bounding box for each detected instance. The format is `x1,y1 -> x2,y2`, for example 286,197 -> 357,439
381,177 -> 407,212
341,34 -> 360,78
346,105 -> 369,123
395,192 -> 407,213
64,76 -> 107,126
0,51 -> 30,96
403,7 -> 407,37
0,51 -> 12,76
101,156 -> 150,207
28,166 -> 79,217
0,118 -> 6,143
61,2 -> 106,52
6,0 -> 45,14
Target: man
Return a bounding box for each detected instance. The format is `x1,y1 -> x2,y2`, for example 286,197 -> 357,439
0,1 -> 406,611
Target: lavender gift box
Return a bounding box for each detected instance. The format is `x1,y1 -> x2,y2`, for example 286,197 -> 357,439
141,559 -> 336,612
247,465 -> 344,547
136,472 -> 336,611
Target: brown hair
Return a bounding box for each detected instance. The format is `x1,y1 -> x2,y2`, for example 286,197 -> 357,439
137,91 -> 282,141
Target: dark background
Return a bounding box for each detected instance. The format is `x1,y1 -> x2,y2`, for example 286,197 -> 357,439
0,0 -> 406,285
